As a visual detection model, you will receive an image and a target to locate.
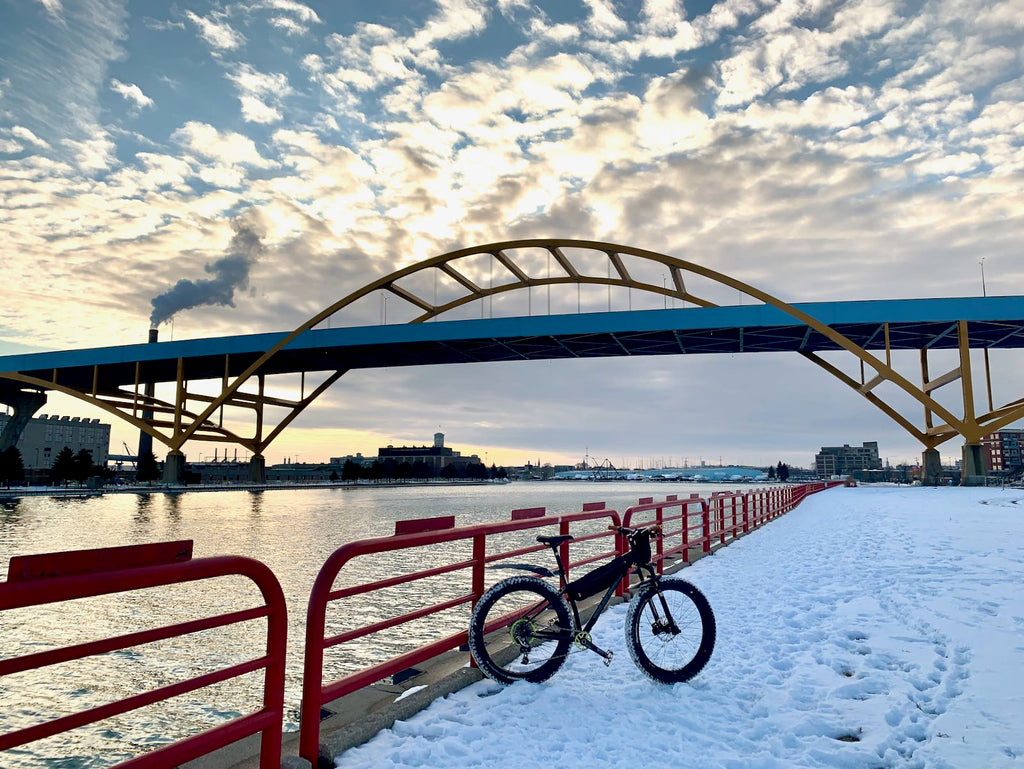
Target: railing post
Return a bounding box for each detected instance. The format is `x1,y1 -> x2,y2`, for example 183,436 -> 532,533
681,502 -> 691,562
471,533 -> 486,603
559,517 -> 571,586
718,498 -> 726,546
469,533 -> 486,669
702,500 -> 711,554
300,567 -> 330,766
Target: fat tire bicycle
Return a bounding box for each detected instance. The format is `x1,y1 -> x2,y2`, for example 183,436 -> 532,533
467,525 -> 715,684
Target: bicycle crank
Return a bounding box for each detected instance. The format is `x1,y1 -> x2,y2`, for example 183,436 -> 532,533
573,631 -> 614,666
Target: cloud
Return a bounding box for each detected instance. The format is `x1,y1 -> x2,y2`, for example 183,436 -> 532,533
109,78 -> 154,109
34,0 -> 63,19
186,10 -> 245,51
227,64 -> 291,124
0,0 -> 128,160
172,121 -> 274,167
583,0 -> 628,39
62,133 -> 116,171
255,0 -> 322,34
0,125 -> 51,153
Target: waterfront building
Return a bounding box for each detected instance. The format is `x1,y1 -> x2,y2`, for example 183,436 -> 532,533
980,429 -> 1024,473
330,452 -> 372,467
814,441 -> 881,478
377,433 -> 482,476
0,412 -> 110,469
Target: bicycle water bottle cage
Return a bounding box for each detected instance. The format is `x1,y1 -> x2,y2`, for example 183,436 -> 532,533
537,535 -> 574,548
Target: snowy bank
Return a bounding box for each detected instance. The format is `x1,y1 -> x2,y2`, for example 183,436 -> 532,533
333,487 -> 1024,769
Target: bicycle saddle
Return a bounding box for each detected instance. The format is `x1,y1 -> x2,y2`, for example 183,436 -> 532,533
537,534 -> 574,547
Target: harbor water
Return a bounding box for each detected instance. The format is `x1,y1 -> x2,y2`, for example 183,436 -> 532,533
0,481 -> 740,768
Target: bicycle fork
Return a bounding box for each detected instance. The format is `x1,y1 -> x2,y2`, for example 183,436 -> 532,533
649,590 -> 682,636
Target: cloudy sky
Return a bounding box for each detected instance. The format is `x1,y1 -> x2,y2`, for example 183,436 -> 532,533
1,0 -> 1022,470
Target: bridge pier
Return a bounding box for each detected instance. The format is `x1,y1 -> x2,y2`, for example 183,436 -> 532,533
921,449 -> 943,486
0,389 -> 46,451
960,443 -> 986,486
248,455 -> 266,484
163,451 -> 186,484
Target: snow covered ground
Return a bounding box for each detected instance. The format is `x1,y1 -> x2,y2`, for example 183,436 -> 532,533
333,486 -> 1024,769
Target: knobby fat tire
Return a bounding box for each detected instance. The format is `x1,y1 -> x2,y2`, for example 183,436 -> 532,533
468,575 -> 573,684
625,578 -> 716,683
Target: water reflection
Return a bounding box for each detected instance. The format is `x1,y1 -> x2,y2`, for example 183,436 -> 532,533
248,490 -> 264,518
132,494 -> 153,528
163,492 -> 183,526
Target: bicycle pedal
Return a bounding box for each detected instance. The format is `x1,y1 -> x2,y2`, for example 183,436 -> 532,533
602,650 -> 614,667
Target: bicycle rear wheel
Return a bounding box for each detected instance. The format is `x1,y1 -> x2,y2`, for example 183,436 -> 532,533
625,578 -> 715,683
468,576 -> 572,684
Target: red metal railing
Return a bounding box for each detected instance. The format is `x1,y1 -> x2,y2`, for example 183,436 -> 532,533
299,503 -> 621,764
0,540 -> 288,769
622,482 -> 841,572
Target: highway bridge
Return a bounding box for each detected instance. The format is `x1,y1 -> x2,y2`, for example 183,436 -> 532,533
2,239 -> 1022,484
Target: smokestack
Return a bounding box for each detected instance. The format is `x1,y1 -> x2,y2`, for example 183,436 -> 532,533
137,328 -> 158,463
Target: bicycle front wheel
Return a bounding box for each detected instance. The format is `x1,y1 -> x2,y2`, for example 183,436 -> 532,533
468,576 -> 573,684
625,578 -> 715,683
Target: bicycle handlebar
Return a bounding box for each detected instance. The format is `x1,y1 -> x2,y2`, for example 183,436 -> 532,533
607,524 -> 662,537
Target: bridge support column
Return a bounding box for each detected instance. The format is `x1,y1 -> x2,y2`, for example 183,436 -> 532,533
960,443 -> 986,486
921,449 -> 943,487
0,390 -> 47,451
248,455 -> 266,484
163,451 -> 186,484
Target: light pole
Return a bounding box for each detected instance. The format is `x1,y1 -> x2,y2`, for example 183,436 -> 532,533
979,257 -> 987,297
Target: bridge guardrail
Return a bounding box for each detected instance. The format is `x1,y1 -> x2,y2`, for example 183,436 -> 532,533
0,540 -> 288,769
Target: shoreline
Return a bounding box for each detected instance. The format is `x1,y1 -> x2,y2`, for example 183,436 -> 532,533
0,479 -> 505,499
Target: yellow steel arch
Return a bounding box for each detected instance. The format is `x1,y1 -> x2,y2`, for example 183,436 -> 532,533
172,239 -> 1019,459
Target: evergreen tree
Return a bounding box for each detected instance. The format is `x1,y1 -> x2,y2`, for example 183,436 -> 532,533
51,446 -> 76,486
0,446 -> 25,487
73,449 -> 95,483
777,462 -> 790,482
136,450 -> 161,483
342,459 -> 360,482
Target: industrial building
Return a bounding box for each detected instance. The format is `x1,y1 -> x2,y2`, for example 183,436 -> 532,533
814,441 -> 882,478
0,412 -> 110,470
377,433 -> 482,476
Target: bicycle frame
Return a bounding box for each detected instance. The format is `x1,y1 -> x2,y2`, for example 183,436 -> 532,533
544,534 -> 659,641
